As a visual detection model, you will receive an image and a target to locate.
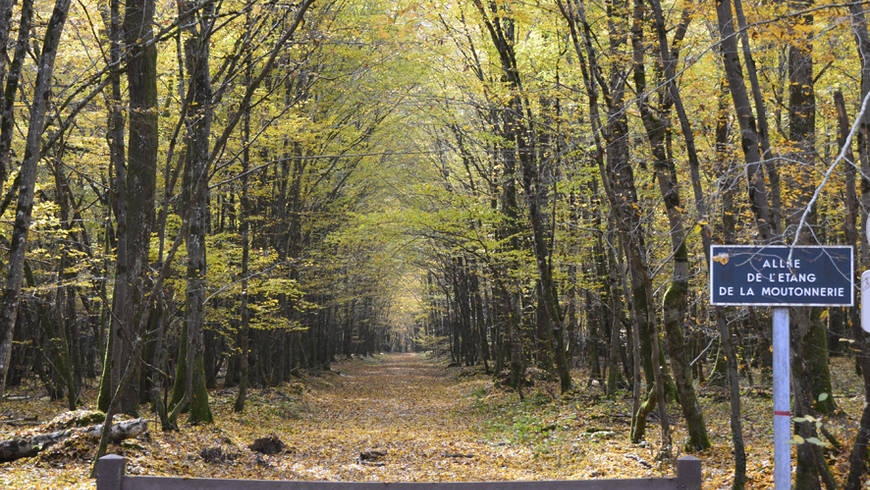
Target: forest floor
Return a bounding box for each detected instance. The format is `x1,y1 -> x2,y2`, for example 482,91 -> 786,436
0,352 -> 867,488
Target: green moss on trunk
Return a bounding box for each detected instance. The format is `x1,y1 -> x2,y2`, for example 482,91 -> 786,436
96,333 -> 112,412
630,388 -> 655,443
805,317 -> 836,415
170,322 -> 188,411
189,352 -> 212,424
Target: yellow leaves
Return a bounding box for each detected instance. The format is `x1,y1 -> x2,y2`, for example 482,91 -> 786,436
791,433 -> 828,448
1,355 -> 865,488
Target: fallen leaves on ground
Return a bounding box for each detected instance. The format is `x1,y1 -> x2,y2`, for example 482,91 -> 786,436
0,352 -> 866,488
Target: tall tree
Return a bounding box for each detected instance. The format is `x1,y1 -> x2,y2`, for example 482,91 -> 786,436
784,2 -> 835,487
557,0 -> 667,446
844,2 -> 870,488
95,0 -> 127,412
234,7 -> 254,414
177,0 -> 216,424
470,0 -> 572,393
0,0 -> 73,397
715,0 -> 774,242
0,0 -> 33,181
630,0 -> 710,452
100,0 -> 160,414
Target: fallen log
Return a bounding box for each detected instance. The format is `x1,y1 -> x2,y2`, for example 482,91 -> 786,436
0,417 -> 148,462
0,416 -> 38,426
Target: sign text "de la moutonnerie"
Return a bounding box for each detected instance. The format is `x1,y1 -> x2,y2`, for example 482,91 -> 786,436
710,245 -> 853,306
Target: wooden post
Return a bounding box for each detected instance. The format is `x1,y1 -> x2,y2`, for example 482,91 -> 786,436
676,455 -> 702,489
92,453 -> 700,489
97,454 -> 125,490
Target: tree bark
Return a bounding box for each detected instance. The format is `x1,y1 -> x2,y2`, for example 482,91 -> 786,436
234,12 -> 253,412
0,0 -> 32,181
104,0 -> 159,415
177,0 -> 216,424
0,418 -> 147,463
0,0 -> 15,182
715,0 -> 774,242
630,0 -> 710,452
0,0 -> 72,398
845,2 -> 870,488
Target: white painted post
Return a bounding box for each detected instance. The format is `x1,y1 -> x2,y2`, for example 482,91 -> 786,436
861,271 -> 870,333
773,307 -> 791,489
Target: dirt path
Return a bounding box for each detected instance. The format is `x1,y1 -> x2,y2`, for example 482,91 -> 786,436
244,353 -> 686,483
3,352 -> 867,487
259,352 -> 544,481
0,352 -> 668,487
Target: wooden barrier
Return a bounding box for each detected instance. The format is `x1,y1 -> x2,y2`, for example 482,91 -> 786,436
96,454 -> 702,489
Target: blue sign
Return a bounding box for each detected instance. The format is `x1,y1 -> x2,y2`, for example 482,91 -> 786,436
710,245 -> 853,306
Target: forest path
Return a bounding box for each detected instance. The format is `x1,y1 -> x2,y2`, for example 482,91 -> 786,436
255,352 -> 547,481
0,352 -> 680,487
308,353 -> 470,436
247,353 -> 688,483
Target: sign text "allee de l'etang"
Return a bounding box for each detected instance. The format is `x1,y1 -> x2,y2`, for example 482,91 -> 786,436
710,245 -> 853,306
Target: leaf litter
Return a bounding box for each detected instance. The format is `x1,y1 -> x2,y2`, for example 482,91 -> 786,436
0,352 -> 866,488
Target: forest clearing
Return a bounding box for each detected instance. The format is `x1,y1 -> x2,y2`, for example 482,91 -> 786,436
0,352 -> 865,488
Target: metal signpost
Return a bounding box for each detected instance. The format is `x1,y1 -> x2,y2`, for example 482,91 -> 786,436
862,270 -> 870,334
710,245 -> 853,489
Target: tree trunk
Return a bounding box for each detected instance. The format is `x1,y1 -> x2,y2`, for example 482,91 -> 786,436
104,0 -> 159,415
605,236 -> 623,396
0,0 -> 15,182
52,161 -> 83,410
783,5 -> 834,486
0,0 -> 32,179
500,146 -> 525,391
837,85 -> 870,490
844,3 -> 870,487
471,1 -> 571,392
96,0 -> 124,411
557,0 -> 661,439
715,0 -> 773,242
0,418 -> 147,463
179,0 -> 215,424
0,0 -> 72,397
732,0 -> 782,233
709,75 -> 748,489
630,0 -> 709,452
234,19 -> 253,412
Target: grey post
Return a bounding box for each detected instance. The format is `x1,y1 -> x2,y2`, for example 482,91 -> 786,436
97,454 -> 126,490
773,306 -> 791,489
676,455 -> 702,489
